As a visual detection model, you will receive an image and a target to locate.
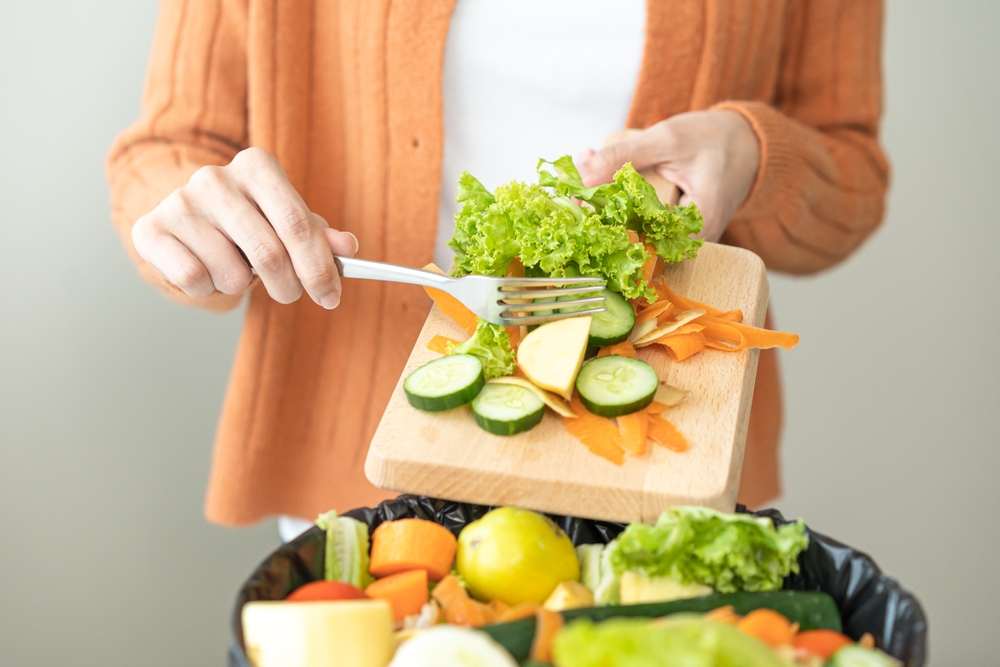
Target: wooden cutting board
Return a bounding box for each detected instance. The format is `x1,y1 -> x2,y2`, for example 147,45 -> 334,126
365,242 -> 768,523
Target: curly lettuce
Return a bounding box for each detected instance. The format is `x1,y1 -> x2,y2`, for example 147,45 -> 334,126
604,506 -> 808,594
449,157 -> 703,300
447,319 -> 515,379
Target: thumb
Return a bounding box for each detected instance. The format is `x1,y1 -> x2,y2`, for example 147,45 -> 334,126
578,132 -> 662,187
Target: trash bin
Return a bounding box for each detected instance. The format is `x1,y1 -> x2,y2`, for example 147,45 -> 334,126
229,495 -> 927,666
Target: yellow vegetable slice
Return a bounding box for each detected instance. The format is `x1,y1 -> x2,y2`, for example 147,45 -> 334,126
516,316 -> 592,400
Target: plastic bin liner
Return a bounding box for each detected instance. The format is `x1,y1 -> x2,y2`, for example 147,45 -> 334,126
229,495 -> 927,666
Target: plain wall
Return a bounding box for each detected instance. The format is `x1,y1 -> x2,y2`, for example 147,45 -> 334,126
1,1 -> 996,665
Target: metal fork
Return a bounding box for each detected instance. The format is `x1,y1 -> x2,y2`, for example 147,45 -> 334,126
334,257 -> 606,326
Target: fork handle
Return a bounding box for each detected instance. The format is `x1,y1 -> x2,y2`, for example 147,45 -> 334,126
333,256 -> 453,288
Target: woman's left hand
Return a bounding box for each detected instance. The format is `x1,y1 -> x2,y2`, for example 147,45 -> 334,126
577,110 -> 761,242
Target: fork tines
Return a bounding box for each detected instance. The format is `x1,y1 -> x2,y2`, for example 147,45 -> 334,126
497,277 -> 607,325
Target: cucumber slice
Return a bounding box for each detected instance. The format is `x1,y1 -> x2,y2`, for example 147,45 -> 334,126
558,289 -> 635,346
575,355 -> 658,417
525,296 -> 558,333
471,383 -> 545,436
403,354 -> 485,412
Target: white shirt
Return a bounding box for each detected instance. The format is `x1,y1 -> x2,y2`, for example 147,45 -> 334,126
434,0 -> 647,270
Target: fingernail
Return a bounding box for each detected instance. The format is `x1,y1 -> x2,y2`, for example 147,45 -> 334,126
344,231 -> 360,255
319,290 -> 341,310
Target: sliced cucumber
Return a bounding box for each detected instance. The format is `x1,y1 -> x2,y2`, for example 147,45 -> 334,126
575,355 -> 658,417
525,296 -> 558,333
557,289 -> 635,347
471,383 -> 545,436
404,354 -> 485,412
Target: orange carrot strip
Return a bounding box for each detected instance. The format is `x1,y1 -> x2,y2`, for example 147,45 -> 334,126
432,574 -> 486,627
641,243 -> 659,285
364,569 -> 429,622
487,599 -> 511,622
496,603 -> 542,623
716,309 -> 744,323
736,609 -> 798,647
698,315 -> 799,351
706,605 -> 741,625
505,256 -> 525,278
564,396 -> 626,465
627,230 -> 641,244
616,412 -> 648,456
505,326 -> 522,349
696,317 -> 745,350
635,300 -> 674,324
793,630 -> 854,660
652,278 -> 728,317
597,339 -> 637,359
427,335 -> 459,355
370,519 -> 458,581
647,414 -> 690,452
645,401 -> 669,415
656,331 -> 707,362
530,608 -> 564,663
422,265 -> 478,336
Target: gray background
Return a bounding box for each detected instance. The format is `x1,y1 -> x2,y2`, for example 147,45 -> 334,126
1,1 -> 996,665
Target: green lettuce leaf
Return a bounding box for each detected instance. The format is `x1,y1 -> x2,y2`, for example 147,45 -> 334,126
604,506 -> 808,594
448,172 -> 520,277
448,319 -> 515,379
450,157 -> 702,301
552,617 -> 786,667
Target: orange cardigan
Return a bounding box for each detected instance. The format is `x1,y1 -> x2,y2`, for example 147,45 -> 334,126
107,0 -> 888,525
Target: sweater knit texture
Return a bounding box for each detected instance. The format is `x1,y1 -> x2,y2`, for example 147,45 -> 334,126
107,0 -> 888,525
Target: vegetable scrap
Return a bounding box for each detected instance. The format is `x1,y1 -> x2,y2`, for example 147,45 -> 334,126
248,505 -> 901,667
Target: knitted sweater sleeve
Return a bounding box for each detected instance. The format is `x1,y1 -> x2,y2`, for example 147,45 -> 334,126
714,0 -> 890,275
105,0 -> 251,312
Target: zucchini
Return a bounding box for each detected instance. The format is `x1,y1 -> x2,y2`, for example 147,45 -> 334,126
471,383 -> 545,436
557,288 -> 635,347
403,354 -> 485,412
575,355 -> 658,417
481,590 -> 842,664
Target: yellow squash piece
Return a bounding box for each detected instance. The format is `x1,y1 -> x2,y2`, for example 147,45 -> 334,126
543,580 -> 595,611
516,316 -> 592,400
242,599 -> 394,667
618,571 -> 713,605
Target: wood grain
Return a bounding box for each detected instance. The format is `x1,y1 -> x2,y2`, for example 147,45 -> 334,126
364,242 -> 768,522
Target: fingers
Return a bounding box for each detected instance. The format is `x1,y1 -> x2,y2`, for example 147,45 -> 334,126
134,147 -> 356,309
133,219 -> 215,298
578,124 -> 675,187
230,149 -> 342,308
325,228 -> 359,257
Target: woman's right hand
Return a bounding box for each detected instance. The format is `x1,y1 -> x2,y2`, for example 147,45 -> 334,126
132,147 -> 358,309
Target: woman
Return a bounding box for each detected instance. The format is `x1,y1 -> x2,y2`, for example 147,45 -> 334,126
107,0 -> 888,530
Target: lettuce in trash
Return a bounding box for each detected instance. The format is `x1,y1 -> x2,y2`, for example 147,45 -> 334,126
448,156 -> 704,300
552,617 -> 786,667
604,506 -> 808,595
315,510 -> 373,588
447,318 -> 515,379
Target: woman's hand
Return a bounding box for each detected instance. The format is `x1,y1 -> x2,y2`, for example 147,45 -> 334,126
578,110 -> 760,242
132,147 -> 358,308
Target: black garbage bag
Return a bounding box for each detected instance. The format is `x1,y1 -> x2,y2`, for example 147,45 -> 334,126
229,495 -> 927,667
